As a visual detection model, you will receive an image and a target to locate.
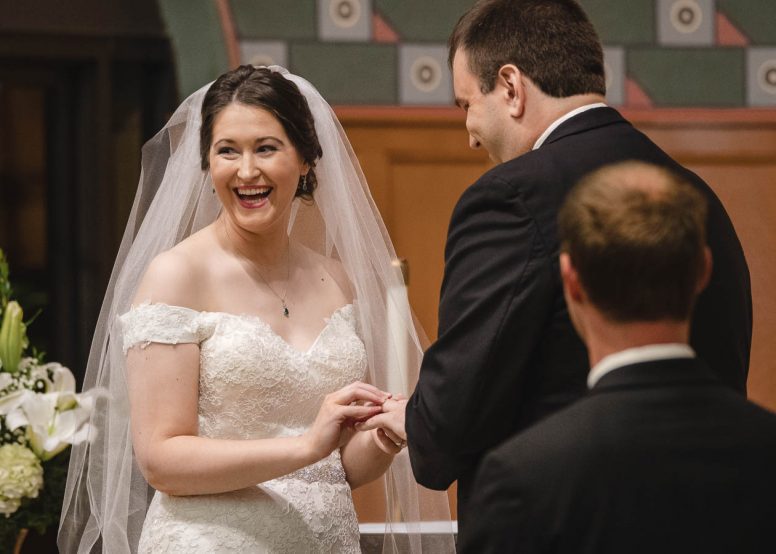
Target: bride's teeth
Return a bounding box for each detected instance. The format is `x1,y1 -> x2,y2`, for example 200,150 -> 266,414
239,187 -> 270,196
236,187 -> 271,199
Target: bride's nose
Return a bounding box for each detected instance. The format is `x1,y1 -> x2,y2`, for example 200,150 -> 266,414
237,154 -> 260,181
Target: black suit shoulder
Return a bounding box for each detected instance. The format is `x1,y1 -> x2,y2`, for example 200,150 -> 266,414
462,360 -> 776,554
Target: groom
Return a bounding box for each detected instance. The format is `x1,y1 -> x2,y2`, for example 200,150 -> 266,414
400,0 -> 752,531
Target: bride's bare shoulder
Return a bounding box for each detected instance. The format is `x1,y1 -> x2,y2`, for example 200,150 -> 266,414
132,228 -> 217,308
298,244 -> 354,302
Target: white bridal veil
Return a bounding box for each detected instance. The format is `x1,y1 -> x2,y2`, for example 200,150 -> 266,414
58,66 -> 454,553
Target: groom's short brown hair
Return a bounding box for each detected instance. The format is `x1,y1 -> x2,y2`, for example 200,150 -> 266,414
448,0 -> 606,97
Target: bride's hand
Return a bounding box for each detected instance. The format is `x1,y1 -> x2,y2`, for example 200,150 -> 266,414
356,396 -> 408,455
303,381 -> 390,462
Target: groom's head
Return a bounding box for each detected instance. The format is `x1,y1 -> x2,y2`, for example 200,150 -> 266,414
557,161 -> 712,340
448,0 -> 606,162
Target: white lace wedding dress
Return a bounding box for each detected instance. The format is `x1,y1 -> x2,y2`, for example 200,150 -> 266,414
120,302 -> 366,553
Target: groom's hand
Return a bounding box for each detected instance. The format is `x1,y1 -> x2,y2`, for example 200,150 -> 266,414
356,396 -> 408,454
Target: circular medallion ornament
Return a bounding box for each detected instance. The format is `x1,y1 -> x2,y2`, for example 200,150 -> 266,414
410,56 -> 442,93
757,59 -> 776,95
329,0 -> 361,29
670,0 -> 703,34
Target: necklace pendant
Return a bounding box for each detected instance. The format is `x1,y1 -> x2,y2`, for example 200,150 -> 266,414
282,302 -> 290,318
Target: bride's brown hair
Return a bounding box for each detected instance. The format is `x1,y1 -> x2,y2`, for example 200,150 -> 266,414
200,65 -> 323,200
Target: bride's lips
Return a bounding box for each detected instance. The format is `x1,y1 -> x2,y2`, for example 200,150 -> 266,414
234,186 -> 272,209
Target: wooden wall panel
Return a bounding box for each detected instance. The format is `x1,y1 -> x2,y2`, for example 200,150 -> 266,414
338,108 -> 776,523
629,116 -> 776,412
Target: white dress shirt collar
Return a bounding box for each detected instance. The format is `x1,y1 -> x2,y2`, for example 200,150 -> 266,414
532,103 -> 608,150
587,343 -> 696,389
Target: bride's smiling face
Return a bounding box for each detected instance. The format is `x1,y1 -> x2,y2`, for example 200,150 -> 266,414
208,102 -> 308,234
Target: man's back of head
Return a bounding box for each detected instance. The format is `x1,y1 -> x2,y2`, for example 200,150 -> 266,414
558,161 -> 710,324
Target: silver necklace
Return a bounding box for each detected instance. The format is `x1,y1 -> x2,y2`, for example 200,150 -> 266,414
253,242 -> 291,318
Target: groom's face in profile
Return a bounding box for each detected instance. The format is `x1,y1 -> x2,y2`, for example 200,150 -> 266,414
453,49 -> 511,164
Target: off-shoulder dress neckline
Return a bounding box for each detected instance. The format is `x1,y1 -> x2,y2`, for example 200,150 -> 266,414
126,302 -> 355,356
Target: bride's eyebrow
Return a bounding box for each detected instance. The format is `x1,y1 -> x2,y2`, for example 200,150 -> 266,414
255,136 -> 284,144
213,136 -> 285,146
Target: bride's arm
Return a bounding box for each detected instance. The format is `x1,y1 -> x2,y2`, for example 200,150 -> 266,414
339,425 -> 401,490
127,343 -> 385,496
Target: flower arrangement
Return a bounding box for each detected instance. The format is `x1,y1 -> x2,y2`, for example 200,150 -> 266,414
0,250 -> 101,551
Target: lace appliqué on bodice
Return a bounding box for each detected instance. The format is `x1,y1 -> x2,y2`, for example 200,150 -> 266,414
120,303 -> 367,553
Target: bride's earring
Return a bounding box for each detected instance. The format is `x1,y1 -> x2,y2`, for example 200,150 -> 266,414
300,174 -> 308,193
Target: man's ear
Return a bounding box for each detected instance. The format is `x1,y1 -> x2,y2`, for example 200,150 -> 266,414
497,64 -> 525,118
560,252 -> 584,304
695,246 -> 713,294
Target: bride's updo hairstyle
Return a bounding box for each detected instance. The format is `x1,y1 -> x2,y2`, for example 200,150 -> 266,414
200,65 -> 324,201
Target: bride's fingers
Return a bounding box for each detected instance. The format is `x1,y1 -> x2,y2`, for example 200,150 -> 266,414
338,404 -> 383,421
354,413 -> 386,431
330,382 -> 389,406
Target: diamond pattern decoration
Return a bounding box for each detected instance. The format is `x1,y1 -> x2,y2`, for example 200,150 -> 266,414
318,0 -> 372,42
717,0 -> 776,45
747,48 -> 776,106
603,47 -> 625,106
157,0 -> 776,106
716,11 -> 749,46
399,44 -> 453,105
240,40 -> 288,68
657,0 -> 715,46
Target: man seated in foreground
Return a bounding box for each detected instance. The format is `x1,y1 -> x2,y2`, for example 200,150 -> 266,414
460,161 -> 776,554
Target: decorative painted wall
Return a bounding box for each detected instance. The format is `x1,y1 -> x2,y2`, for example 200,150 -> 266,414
158,0 -> 776,107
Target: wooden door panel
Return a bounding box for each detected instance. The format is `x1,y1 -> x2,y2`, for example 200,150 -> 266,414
390,161 -> 486,336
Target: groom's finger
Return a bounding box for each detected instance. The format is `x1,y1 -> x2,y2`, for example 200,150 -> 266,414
381,427 -> 403,445
374,428 -> 402,454
355,413 -> 406,441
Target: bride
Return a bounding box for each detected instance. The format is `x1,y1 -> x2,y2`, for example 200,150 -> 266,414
58,65 -> 453,553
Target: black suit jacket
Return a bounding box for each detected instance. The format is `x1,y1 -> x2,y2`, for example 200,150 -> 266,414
405,108 -> 752,528
460,358 -> 776,553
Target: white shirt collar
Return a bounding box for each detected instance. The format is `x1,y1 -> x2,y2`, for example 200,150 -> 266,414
587,343 -> 696,389
532,103 -> 608,150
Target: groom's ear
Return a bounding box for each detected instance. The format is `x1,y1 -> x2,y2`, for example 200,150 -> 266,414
496,64 -> 525,119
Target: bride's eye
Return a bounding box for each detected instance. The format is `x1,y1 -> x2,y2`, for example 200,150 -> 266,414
257,145 -> 277,154
217,146 -> 237,156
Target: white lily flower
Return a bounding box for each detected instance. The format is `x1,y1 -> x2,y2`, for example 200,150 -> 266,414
0,372 -> 12,391
7,392 -> 85,461
0,388 -> 26,416
50,363 -> 79,410
1,370 -> 108,461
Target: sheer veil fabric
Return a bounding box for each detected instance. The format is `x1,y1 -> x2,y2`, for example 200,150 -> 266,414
57,67 -> 454,553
